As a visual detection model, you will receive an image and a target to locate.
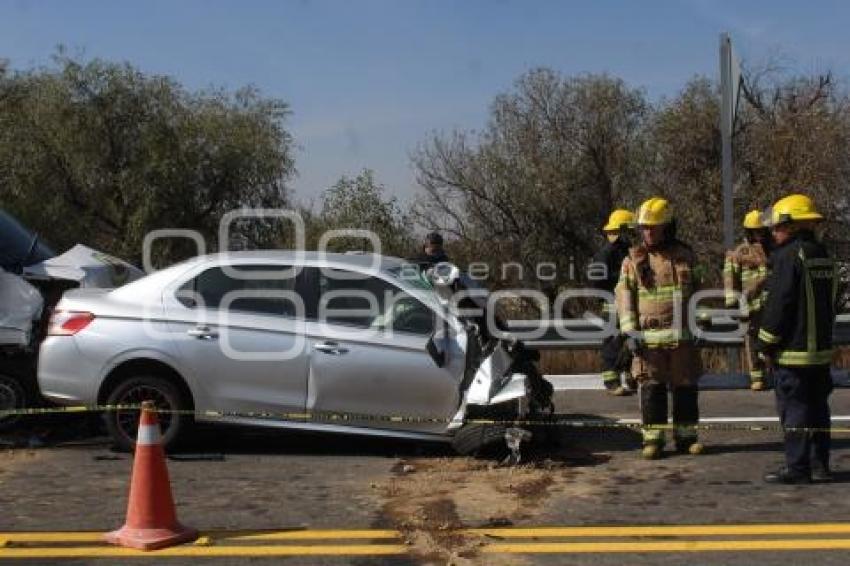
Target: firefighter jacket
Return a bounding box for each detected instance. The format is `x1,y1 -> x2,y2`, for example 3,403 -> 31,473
757,230 -> 837,367
591,237 -> 630,317
615,240 -> 698,348
591,237 -> 630,293
723,241 -> 769,314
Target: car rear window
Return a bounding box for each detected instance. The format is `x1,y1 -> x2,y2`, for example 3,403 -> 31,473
176,265 -> 301,317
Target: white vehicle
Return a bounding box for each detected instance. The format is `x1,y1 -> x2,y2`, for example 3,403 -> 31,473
0,210 -> 143,428
38,252 -> 554,455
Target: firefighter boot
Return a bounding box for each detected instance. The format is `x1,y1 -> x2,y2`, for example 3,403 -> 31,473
642,442 -> 663,460
672,387 -> 702,454
641,426 -> 664,459
603,371 -> 627,396
673,423 -> 704,454
750,370 -> 767,391
640,381 -> 667,459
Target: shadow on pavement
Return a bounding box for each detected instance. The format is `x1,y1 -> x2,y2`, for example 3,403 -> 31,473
3,411 -> 643,464
825,470 -> 850,483
699,437 -> 850,455
546,413 -> 643,453
0,412 -> 105,449
183,424 -> 455,458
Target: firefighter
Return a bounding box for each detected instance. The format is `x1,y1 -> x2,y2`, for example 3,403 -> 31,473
758,194 -> 837,484
723,210 -> 772,391
592,209 -> 636,396
616,197 -> 703,459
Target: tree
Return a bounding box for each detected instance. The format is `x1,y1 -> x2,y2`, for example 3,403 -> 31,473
314,169 -> 414,257
412,69 -> 651,303
0,52 -> 295,266
737,70 -> 850,252
648,70 -> 850,286
647,77 -> 723,279
413,65 -> 850,309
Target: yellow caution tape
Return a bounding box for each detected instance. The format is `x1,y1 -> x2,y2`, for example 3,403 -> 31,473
1,403 -> 850,433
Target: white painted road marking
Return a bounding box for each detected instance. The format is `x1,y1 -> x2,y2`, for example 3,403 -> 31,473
546,373 -> 848,391
546,374 -> 850,424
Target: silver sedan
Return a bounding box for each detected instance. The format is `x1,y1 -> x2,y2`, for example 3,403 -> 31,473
38,252 -> 552,455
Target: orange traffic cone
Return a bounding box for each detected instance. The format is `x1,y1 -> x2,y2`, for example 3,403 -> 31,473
104,401 -> 198,551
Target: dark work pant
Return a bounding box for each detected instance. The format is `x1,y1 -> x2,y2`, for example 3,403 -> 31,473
773,365 -> 833,475
601,334 -> 630,386
640,383 -> 699,444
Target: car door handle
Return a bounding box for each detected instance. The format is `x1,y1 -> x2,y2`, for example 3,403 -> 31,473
314,341 -> 348,355
187,325 -> 218,340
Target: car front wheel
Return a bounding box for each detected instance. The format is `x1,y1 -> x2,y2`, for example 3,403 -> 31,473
451,422 -> 510,457
104,375 -> 191,452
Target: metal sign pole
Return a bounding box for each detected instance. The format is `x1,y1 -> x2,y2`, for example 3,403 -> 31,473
720,33 -> 738,374
720,33 -> 734,252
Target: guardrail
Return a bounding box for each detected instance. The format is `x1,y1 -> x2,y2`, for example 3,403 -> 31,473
505,313 -> 850,350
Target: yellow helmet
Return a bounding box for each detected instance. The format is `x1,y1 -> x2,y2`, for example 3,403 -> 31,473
636,197 -> 672,226
603,209 -> 635,232
771,193 -> 823,225
742,210 -> 764,229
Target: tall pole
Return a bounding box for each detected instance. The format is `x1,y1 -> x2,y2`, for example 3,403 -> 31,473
720,33 -> 737,374
720,33 -> 734,251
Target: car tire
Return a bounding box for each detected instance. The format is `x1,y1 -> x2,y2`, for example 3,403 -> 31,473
451,423 -> 509,458
104,375 -> 191,453
0,374 -> 28,431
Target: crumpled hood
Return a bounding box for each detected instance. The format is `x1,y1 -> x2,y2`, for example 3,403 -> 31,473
23,244 -> 144,287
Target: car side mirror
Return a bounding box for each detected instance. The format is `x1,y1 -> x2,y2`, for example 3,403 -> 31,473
429,262 -> 460,304
427,336 -> 446,368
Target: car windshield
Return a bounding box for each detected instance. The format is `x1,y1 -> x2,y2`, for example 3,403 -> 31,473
386,264 -> 434,291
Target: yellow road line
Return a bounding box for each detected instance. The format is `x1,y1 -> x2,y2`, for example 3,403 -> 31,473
0,529 -> 401,543
5,538 -> 850,558
5,522 -> 850,545
484,538 -> 850,554
0,544 -> 409,558
0,532 -> 104,543
213,529 -> 401,541
470,523 -> 850,538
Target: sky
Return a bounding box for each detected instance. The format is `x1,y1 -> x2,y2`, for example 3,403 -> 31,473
1,0 -> 848,205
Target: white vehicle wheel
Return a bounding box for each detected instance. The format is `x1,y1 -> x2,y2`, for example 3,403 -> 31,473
0,374 -> 26,431
104,375 -> 191,452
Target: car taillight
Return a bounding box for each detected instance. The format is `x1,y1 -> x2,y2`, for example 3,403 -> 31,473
48,311 -> 95,336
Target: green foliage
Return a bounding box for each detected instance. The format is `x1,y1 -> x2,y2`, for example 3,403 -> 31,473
2,50 -> 847,309
652,72 -> 850,285
0,52 -> 295,266
413,69 -> 651,301
413,66 -> 850,301
314,169 -> 414,257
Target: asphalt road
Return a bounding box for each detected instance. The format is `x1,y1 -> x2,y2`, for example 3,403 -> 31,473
1,386 -> 849,565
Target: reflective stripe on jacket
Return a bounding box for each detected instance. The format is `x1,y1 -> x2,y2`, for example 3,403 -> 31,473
723,241 -> 769,314
615,240 -> 697,348
757,231 -> 837,367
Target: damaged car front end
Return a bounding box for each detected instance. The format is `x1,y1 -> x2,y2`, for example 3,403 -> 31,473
425,265 -> 554,459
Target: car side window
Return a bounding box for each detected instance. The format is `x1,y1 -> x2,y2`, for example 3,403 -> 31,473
176,265 -> 300,317
318,269 -> 435,335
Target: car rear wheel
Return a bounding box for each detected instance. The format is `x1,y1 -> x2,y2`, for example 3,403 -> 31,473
0,374 -> 27,431
104,375 -> 191,452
